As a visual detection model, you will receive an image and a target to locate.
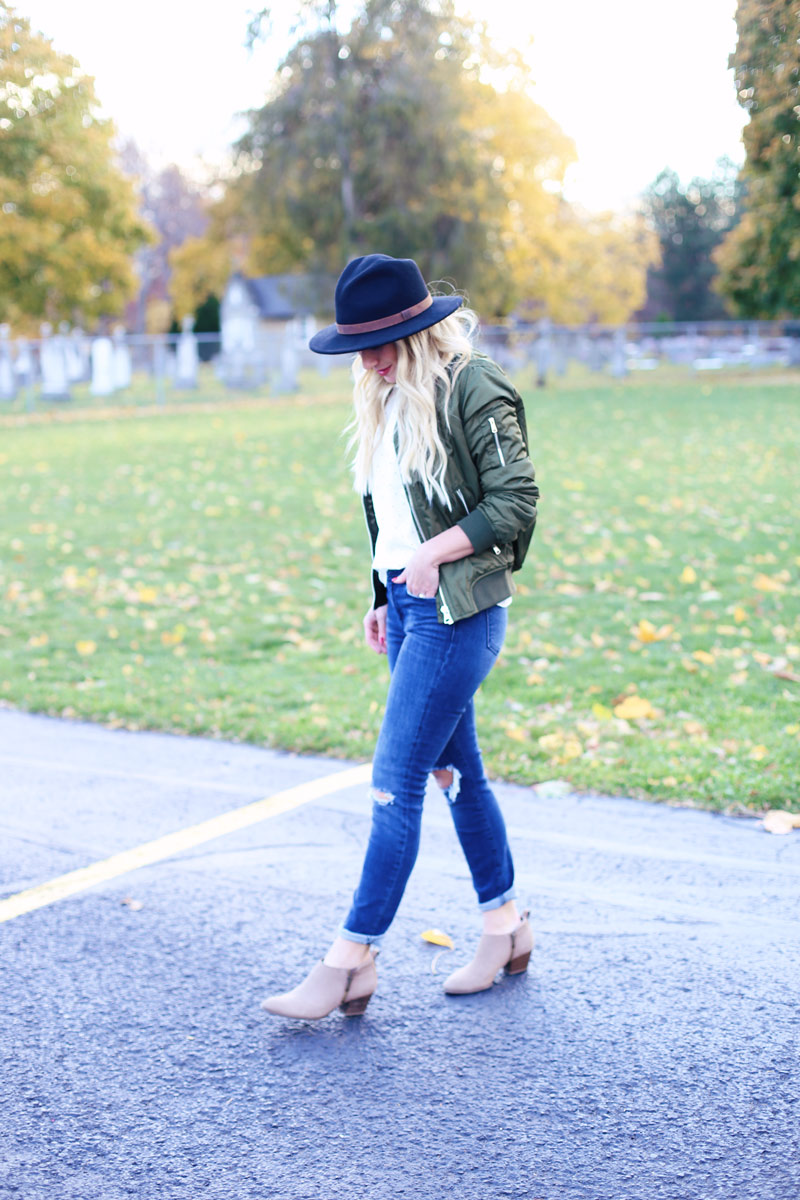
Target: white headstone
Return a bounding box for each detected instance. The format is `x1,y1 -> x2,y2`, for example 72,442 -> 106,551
39,323 -> 71,400
66,328 -> 89,382
91,336 -> 115,396
112,326 -> 132,390
15,339 -> 34,388
175,315 -> 199,388
0,325 -> 15,400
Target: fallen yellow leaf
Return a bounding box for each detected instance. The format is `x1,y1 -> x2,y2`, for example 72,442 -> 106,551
634,619 -> 658,643
592,703 -> 613,720
753,573 -> 785,593
76,640 -> 97,656
634,619 -> 673,643
680,566 -> 697,584
749,745 -> 768,761
421,928 -> 454,949
763,810 -> 798,836
561,738 -> 583,760
538,732 -> 564,753
613,695 -> 656,720
693,650 -> 716,665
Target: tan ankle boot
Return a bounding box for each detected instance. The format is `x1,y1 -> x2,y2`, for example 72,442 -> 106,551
443,913 -> 533,995
261,952 -> 378,1019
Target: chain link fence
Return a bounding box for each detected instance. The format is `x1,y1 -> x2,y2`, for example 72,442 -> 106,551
2,319 -> 799,413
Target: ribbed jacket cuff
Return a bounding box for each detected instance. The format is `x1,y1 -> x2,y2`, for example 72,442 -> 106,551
457,510 -> 497,555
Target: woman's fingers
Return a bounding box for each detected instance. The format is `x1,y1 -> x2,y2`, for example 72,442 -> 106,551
363,605 -> 388,654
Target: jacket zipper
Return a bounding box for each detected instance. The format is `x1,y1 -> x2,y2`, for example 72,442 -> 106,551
488,416 -> 505,466
403,482 -> 455,625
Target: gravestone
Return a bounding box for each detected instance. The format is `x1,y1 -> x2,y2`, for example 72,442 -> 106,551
39,323 -> 71,401
15,339 -> 34,390
0,325 -> 15,400
175,316 -> 199,388
66,327 -> 89,383
609,328 -> 627,378
112,326 -> 132,390
91,336 -> 115,396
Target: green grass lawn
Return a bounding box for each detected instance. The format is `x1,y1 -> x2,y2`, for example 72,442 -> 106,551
1,365 -> 798,814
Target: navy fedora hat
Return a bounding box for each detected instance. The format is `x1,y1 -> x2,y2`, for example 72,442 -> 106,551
309,254 -> 463,355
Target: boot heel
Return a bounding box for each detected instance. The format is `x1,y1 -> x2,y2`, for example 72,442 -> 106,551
340,994 -> 371,1017
505,950 -> 531,976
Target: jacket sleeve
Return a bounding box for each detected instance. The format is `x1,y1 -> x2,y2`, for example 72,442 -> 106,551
454,359 -> 538,554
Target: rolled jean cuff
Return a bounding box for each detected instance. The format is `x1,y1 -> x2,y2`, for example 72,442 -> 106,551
478,886 -> 517,912
338,924 -> 385,946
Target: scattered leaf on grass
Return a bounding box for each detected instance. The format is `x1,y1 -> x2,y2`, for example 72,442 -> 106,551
753,574 -> 785,594
613,695 -> 656,720
421,928 -> 454,949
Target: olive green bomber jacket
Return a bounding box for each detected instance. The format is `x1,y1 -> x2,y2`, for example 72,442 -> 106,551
361,355 -> 539,625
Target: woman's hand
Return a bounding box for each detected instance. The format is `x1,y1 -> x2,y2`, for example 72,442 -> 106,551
393,549 -> 440,600
364,604 -> 388,654
394,528 -> 474,599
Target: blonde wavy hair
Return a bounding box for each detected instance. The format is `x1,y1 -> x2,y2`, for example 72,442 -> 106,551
349,304 -> 478,505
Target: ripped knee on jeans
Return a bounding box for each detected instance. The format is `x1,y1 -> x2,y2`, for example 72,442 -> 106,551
432,765 -> 462,804
370,785 -> 396,807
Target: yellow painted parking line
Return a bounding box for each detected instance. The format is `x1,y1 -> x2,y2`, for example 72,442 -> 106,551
0,762 -> 371,924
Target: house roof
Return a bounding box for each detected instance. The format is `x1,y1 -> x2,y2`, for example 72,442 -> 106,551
237,273 -> 334,320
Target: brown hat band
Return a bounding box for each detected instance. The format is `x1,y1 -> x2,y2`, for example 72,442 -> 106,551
336,293 -> 432,335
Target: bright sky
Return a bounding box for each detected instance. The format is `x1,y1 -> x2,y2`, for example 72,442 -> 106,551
20,0 -> 745,211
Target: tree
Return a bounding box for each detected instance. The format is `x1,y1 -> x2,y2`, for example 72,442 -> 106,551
529,204 -> 658,325
118,142 -> 210,332
188,0 -> 654,323
714,1 -> 800,316
234,0 -> 582,316
0,4 -> 151,329
639,162 -> 741,321
168,233 -> 232,321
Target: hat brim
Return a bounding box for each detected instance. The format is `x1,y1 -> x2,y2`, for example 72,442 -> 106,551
309,295 -> 463,355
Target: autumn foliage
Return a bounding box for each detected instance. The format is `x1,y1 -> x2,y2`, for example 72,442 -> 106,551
0,3 -> 151,329
714,0 -> 800,316
182,0 -> 656,323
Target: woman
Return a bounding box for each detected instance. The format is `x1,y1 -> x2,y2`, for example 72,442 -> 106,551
262,254 -> 539,1020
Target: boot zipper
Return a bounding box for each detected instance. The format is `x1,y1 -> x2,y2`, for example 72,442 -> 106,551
488,416 -> 505,466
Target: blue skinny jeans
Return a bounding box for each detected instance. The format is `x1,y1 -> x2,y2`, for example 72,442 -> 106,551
341,572 -> 516,944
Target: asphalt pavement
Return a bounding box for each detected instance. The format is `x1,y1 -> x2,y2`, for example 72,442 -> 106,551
1,707 -> 798,1200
